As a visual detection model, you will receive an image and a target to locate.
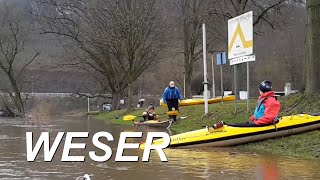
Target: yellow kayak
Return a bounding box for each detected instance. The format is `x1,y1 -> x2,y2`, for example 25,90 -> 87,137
140,113 -> 320,149
133,120 -> 172,128
160,95 -> 235,107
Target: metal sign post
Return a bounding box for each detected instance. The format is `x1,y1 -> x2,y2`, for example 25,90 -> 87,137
220,64 -> 224,100
87,97 -> 90,112
183,72 -> 186,98
211,53 -> 216,98
202,23 -> 208,115
216,52 -> 226,101
247,62 -> 250,112
228,11 -> 254,114
234,66 -> 238,113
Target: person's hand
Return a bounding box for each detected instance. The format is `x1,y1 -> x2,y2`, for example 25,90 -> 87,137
249,115 -> 256,122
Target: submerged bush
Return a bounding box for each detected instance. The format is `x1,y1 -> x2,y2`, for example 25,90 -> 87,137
28,100 -> 56,125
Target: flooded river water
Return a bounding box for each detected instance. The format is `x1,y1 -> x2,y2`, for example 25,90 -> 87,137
0,116 -> 319,180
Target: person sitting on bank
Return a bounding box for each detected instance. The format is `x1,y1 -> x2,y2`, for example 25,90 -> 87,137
162,81 -> 183,121
212,80 -> 281,129
141,105 -> 158,122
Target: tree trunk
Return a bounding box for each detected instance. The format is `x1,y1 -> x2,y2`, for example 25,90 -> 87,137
112,91 -> 121,110
185,73 -> 192,99
305,0 -> 320,94
127,82 -> 133,111
183,57 -> 194,99
4,105 -> 15,117
8,75 -> 25,116
184,48 -> 194,98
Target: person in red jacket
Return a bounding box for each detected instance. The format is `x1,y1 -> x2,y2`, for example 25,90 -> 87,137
249,80 -> 281,125
212,80 -> 281,129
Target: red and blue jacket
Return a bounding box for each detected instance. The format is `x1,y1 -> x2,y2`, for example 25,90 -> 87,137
250,91 -> 281,125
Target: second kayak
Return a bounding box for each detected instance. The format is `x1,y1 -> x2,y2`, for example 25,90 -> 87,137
160,95 -> 235,107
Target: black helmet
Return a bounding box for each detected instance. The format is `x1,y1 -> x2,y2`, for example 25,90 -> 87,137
259,80 -> 272,93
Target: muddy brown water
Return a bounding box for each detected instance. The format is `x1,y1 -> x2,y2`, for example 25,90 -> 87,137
0,116 -> 319,180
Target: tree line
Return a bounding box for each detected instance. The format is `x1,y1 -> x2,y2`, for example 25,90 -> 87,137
0,0 -> 319,114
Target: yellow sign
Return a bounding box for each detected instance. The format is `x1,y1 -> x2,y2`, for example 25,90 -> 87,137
228,11 -> 253,60
228,23 -> 253,53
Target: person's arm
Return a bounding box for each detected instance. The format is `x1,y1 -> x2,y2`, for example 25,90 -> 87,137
176,87 -> 182,100
254,98 -> 280,125
163,88 -> 168,103
249,115 -> 255,122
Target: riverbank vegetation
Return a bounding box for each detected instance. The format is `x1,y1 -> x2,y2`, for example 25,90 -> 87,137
96,93 -> 320,159
1,1 -> 320,123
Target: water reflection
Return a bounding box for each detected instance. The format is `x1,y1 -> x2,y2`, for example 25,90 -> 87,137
254,159 -> 279,180
0,116 -> 319,180
157,148 -> 320,179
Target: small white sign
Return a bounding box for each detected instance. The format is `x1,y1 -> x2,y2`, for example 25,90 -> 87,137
230,54 -> 255,66
228,11 -> 253,60
120,99 -> 125,104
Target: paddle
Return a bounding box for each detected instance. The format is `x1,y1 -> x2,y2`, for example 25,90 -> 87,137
123,111 -> 179,121
166,116 -> 188,129
166,110 -> 179,116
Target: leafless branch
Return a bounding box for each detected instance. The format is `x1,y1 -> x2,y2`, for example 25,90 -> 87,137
16,52 -> 40,81
252,0 -> 287,26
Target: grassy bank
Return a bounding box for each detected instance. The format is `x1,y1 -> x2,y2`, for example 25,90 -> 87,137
96,93 -> 320,159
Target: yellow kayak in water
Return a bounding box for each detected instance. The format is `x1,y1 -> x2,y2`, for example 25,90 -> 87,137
140,113 -> 320,149
133,120 -> 172,128
160,95 -> 235,107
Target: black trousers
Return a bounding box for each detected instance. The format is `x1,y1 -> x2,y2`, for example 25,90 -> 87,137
167,99 -> 179,111
225,121 -> 259,127
226,121 -> 276,127
167,99 -> 179,120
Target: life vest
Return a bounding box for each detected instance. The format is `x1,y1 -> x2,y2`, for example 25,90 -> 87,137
254,96 -> 279,124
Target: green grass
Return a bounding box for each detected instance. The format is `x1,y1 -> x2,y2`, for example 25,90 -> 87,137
84,111 -> 102,116
238,131 -> 320,159
96,109 -> 134,125
95,93 -> 320,159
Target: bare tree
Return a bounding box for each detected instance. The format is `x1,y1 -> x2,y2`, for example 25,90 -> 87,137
0,3 -> 39,116
170,0 -> 292,98
279,31 -> 304,89
34,0 -> 165,110
209,0 -> 297,98
304,0 -> 320,94
107,0 -> 166,110
172,0 -> 212,98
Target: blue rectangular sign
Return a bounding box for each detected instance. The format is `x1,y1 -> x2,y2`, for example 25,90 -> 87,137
216,52 -> 226,65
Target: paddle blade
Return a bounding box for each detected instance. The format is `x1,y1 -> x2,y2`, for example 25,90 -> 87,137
123,115 -> 136,121
167,110 -> 179,116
